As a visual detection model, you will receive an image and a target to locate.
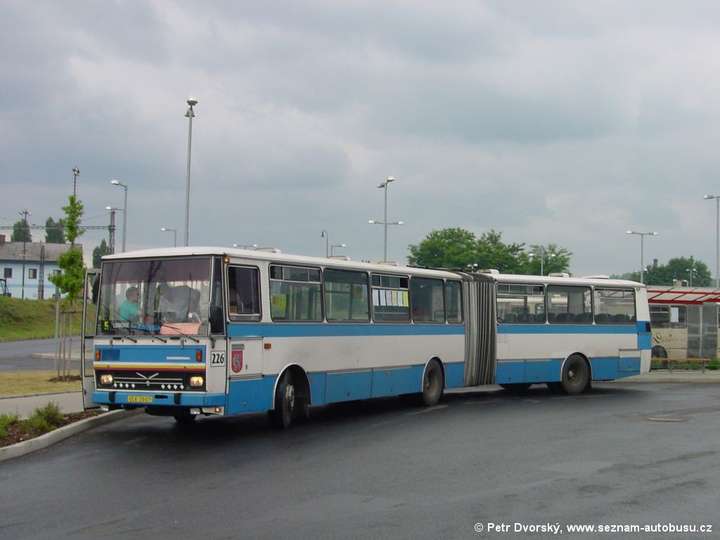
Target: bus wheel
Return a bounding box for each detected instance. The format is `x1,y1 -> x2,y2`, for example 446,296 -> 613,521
500,383 -> 531,394
421,359 -> 444,406
558,354 -> 590,395
270,372 -> 296,429
173,411 -> 196,425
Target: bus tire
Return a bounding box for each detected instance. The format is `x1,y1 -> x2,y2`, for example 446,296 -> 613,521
558,354 -> 591,395
421,359 -> 444,406
652,345 -> 668,359
270,372 -> 296,429
500,383 -> 531,394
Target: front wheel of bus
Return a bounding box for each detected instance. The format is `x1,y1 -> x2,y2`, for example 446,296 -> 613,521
421,360 -> 444,406
558,354 -> 590,395
270,372 -> 296,429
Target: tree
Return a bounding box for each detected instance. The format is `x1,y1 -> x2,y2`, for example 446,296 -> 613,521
50,195 -> 85,301
622,256 -> 712,286
408,227 -> 571,274
92,239 -> 111,268
11,218 -> 31,242
475,230 -> 526,273
408,228 -> 479,269
45,217 -> 65,243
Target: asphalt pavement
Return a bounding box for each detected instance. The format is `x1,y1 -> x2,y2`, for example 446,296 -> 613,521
1,382 -> 719,539
0,338 -> 79,371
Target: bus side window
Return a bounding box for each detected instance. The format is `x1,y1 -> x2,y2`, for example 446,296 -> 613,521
227,266 -> 261,321
411,277 -> 445,323
594,288 -> 635,324
269,264 -> 322,322
446,281 -> 463,323
324,269 -> 369,322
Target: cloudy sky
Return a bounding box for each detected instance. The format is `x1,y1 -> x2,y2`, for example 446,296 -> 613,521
2,1 -> 720,275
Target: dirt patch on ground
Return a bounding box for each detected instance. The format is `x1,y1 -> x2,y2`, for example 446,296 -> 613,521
1,409 -> 101,448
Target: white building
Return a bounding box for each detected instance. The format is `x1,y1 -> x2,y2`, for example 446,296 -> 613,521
0,234 -> 82,299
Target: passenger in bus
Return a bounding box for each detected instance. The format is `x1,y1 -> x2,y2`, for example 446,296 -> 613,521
119,287 -> 140,322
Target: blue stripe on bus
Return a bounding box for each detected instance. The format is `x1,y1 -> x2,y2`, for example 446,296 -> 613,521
497,324 -> 642,335
227,323 -> 465,338
495,356 -> 641,384
95,345 -> 204,363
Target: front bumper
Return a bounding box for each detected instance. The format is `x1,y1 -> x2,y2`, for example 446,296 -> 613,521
92,390 -> 226,408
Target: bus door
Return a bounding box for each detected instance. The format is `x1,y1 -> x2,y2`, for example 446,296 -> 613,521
81,269 -> 100,409
225,265 -> 265,409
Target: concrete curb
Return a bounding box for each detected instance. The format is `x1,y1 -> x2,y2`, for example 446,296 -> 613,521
0,409 -> 135,463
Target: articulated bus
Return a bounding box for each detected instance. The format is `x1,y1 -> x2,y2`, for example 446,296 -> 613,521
79,248 -> 651,427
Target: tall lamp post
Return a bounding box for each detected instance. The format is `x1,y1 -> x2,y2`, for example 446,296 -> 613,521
330,243 -> 347,257
369,176 -> 404,262
704,194 -> 720,287
626,230 -> 658,284
110,179 -> 128,252
160,227 -> 178,247
184,97 -> 198,247
529,247 -> 556,276
687,262 -> 696,287
72,167 -> 80,198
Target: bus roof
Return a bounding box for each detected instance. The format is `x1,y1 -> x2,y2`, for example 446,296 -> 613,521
102,247 -> 644,288
102,247 -> 462,279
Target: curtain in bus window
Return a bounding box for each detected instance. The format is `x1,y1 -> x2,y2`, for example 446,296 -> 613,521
324,269 -> 369,322
371,274 -> 410,322
496,284 -> 545,324
411,278 -> 445,323
547,285 -> 592,324
594,288 -> 635,324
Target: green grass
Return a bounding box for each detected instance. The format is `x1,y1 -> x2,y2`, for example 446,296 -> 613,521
0,371 -> 81,398
0,414 -> 18,439
0,296 -> 85,342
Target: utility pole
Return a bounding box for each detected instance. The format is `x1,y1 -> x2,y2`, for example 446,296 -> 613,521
19,209 -> 30,299
72,167 -> 80,198
108,209 -> 116,254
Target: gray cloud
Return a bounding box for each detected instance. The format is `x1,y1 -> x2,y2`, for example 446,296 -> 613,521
2,1 -> 720,275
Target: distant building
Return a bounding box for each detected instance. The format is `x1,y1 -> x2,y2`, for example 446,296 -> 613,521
0,234 -> 82,299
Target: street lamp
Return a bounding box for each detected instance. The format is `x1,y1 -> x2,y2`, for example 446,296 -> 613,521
160,227 -> 178,247
184,96 -> 198,247
704,194 -> 720,287
320,230 -> 329,257
330,243 -> 347,257
110,179 -> 128,252
686,261 -> 696,287
626,230 -> 658,284
369,176 -> 404,262
528,247 -> 557,276
72,167 -> 80,198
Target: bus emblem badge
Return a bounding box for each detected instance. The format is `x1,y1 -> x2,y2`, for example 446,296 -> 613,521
231,349 -> 244,373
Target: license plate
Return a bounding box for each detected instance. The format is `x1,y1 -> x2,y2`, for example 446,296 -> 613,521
127,395 -> 153,404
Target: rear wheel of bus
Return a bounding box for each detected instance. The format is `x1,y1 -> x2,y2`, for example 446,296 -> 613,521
421,359 -> 444,406
270,370 -> 309,429
548,354 -> 590,395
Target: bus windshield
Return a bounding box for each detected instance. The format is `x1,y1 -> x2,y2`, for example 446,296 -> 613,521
96,257 -> 213,337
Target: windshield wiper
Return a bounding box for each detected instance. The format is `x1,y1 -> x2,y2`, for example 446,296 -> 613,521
160,323 -> 200,343
129,325 -> 167,343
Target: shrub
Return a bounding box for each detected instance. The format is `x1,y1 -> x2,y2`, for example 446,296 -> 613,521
0,414 -> 19,439
707,359 -> 720,371
33,402 -> 64,428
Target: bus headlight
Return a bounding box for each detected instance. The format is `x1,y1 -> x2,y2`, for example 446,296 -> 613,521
99,374 -> 113,385
189,376 -> 204,388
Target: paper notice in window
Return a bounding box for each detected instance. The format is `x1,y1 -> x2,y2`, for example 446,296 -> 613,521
378,289 -> 386,306
670,306 -> 679,323
391,290 -> 398,306
385,290 -> 392,306
401,291 -> 409,307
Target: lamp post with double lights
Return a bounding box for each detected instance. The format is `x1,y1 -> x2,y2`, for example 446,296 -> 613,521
625,230 -> 658,284
369,176 -> 403,262
110,179 -> 128,252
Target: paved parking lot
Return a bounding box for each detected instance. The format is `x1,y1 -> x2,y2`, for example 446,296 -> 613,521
1,382 -> 719,539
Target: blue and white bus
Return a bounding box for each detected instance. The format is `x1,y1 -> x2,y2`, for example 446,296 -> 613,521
80,248 -> 651,427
